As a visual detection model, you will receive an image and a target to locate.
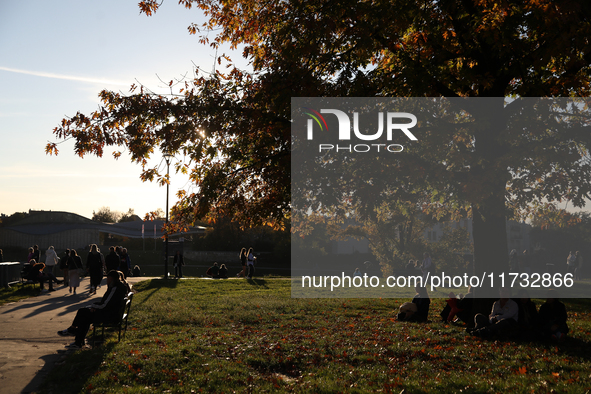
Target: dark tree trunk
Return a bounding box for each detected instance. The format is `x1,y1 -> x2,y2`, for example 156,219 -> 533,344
469,98 -> 510,301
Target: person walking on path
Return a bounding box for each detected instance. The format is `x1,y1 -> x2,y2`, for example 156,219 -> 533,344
68,249 -> 83,294
246,247 -> 257,279
86,244 -> 104,295
105,246 -> 120,272
59,249 -> 70,286
57,270 -> 128,348
237,247 -> 247,278
44,246 -> 60,278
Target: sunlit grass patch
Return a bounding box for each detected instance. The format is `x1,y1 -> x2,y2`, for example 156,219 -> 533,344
0,282 -> 40,306
39,279 -> 591,393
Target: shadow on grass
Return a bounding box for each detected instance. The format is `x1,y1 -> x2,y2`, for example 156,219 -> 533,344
133,278 -> 179,305
38,343 -> 118,394
553,336 -> 591,361
0,283 -> 41,306
469,332 -> 591,363
245,278 -> 270,288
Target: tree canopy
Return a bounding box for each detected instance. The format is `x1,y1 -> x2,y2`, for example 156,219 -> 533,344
47,0 -> 591,276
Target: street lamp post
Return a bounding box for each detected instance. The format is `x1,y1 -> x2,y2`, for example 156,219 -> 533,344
163,152 -> 173,280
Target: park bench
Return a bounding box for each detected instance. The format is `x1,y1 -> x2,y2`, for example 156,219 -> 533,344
20,264 -> 42,289
91,291 -> 134,346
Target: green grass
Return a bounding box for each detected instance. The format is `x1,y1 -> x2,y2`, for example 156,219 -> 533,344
39,279 -> 591,393
0,282 -> 41,306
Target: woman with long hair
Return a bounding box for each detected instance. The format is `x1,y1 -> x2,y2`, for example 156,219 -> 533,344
237,247 -> 247,277
68,249 -> 83,294
86,244 -> 104,295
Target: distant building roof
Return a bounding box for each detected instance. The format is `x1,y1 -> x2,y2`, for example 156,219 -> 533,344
5,211 -> 205,239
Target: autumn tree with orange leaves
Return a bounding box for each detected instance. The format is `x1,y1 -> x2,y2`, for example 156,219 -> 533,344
47,0 -> 591,279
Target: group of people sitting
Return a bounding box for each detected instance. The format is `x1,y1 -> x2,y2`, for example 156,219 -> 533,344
398,285 -> 569,342
206,262 -> 229,279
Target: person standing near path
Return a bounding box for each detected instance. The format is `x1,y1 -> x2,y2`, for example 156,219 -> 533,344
247,247 -> 256,279
26,247 -> 34,264
566,251 -> 576,275
44,246 -> 60,278
119,248 -> 131,278
68,249 -> 83,294
86,244 -> 104,295
420,252 -> 432,284
32,245 -> 40,263
173,251 -> 184,279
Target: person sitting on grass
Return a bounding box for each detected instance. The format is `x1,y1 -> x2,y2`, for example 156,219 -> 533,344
515,289 -> 539,341
206,262 -> 220,278
440,286 -> 474,324
468,288 -> 518,339
218,264 -> 229,279
538,289 -> 569,343
398,286 -> 430,322
57,270 -> 128,349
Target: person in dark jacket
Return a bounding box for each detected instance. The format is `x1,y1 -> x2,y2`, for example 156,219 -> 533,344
119,248 -> 131,278
67,249 -> 83,294
59,249 -> 70,286
28,261 -> 61,291
409,286 -> 431,322
105,246 -> 120,273
515,289 -> 539,340
538,290 -> 569,342
58,270 -> 128,348
218,264 -> 229,279
206,262 -> 220,278
399,286 -> 430,322
173,251 -> 184,279
32,245 -> 40,263
86,244 -> 104,295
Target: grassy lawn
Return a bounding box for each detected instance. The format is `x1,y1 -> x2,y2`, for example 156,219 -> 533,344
39,279 -> 591,393
0,282 -> 41,306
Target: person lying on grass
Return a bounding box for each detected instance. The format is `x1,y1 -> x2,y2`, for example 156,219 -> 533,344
57,270 -> 128,348
398,286 -> 430,322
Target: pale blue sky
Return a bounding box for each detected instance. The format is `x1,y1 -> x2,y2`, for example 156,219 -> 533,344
1,1 -> 587,223
0,0 -> 242,219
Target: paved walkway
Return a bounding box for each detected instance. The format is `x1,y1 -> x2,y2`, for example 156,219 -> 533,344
0,276 -> 153,394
